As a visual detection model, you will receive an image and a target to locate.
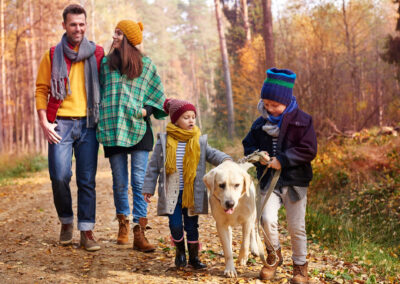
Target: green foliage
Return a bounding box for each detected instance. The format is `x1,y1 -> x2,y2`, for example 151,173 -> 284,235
0,154 -> 47,184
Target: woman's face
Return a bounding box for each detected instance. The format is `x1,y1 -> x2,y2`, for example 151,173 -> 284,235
175,110 -> 196,131
262,99 -> 286,117
112,28 -> 124,49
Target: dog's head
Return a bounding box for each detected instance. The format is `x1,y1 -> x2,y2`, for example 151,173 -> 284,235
203,160 -> 251,215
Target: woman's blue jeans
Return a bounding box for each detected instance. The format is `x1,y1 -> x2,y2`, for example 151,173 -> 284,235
109,151 -> 149,223
48,118 -> 99,231
168,191 -> 199,242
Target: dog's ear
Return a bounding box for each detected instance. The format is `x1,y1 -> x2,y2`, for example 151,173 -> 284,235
203,169 -> 216,191
241,170 -> 251,195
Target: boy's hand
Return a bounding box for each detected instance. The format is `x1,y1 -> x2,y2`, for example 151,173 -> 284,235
143,193 -> 153,203
258,151 -> 270,165
267,157 -> 281,170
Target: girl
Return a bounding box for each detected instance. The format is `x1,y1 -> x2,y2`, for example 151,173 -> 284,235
142,98 -> 231,269
97,20 -> 166,251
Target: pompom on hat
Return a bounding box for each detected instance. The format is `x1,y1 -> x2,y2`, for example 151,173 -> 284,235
261,68 -> 296,106
163,98 -> 196,124
116,20 -> 144,46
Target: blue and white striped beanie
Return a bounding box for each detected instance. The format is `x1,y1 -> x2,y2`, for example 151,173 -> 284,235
261,68 -> 296,106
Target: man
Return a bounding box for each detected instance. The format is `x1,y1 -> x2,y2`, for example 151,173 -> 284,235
35,4 -> 104,251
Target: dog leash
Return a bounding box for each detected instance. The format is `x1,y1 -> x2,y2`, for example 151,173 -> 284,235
256,167 -> 281,267
237,151 -> 281,266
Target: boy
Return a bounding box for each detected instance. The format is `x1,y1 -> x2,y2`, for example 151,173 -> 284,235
242,68 -> 317,283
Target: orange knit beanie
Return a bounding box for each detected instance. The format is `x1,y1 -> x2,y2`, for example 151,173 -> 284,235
116,20 -> 143,46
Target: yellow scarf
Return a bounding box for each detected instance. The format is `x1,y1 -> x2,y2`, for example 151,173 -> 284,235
165,122 -> 201,209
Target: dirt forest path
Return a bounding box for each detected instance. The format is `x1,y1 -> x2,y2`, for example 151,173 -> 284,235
0,155 -> 373,284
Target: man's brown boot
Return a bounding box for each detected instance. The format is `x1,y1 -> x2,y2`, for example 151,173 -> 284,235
80,230 -> 101,251
59,223 -> 73,245
133,217 -> 155,252
292,262 -> 309,284
116,214 -> 130,245
259,248 -> 283,280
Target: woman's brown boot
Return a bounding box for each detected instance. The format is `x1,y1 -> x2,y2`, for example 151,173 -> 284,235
116,214 -> 130,245
133,217 -> 155,252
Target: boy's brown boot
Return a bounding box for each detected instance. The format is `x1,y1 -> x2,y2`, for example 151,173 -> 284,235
116,214 -> 130,245
133,217 -> 155,252
259,248 -> 283,280
291,262 -> 309,284
80,230 -> 101,251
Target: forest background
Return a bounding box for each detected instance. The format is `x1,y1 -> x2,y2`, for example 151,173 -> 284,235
0,0 -> 399,282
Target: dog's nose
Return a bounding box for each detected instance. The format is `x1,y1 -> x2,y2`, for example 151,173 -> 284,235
225,200 -> 235,209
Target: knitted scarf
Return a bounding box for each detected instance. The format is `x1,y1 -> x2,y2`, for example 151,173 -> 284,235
258,96 -> 298,128
51,33 -> 100,127
165,123 -> 201,209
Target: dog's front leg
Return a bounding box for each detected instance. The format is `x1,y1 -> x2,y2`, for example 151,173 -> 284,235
238,221 -> 252,266
216,222 -> 236,277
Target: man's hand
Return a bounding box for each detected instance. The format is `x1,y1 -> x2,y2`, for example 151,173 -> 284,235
143,193 -> 153,203
267,157 -> 281,170
37,110 -> 62,144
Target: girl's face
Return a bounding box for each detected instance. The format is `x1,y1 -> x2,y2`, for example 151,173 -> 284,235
175,110 -> 196,131
262,99 -> 286,117
112,28 -> 124,49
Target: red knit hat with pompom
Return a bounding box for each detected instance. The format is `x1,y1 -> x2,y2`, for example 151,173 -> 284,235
163,98 -> 197,124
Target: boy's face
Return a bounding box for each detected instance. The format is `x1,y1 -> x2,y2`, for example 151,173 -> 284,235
175,110 -> 196,131
262,99 -> 286,117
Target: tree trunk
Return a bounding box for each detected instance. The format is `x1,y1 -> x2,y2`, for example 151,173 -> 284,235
214,0 -> 235,138
241,0 -> 251,42
342,0 -> 360,131
0,0 -> 5,152
262,0 -> 275,68
29,0 -> 40,152
190,51 -> 202,129
91,0 -> 95,41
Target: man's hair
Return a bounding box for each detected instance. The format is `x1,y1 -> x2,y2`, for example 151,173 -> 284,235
63,4 -> 87,23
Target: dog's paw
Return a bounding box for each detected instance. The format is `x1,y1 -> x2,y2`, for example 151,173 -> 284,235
224,267 -> 237,278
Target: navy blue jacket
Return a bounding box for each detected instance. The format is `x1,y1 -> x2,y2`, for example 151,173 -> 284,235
242,108 -> 317,188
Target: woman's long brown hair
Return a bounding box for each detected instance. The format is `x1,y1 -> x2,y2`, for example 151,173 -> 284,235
107,36 -> 143,80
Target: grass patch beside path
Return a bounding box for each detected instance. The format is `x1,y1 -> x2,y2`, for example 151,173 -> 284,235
307,131 -> 400,280
0,154 -> 47,185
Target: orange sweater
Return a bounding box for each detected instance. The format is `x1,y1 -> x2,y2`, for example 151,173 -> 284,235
35,46 -> 87,117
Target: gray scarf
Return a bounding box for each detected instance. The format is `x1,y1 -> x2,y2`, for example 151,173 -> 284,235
257,100 -> 280,137
50,33 -> 100,127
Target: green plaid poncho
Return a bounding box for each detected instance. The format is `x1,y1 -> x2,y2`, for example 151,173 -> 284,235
96,56 -> 167,147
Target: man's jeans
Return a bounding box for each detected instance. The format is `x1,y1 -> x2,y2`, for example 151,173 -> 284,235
168,191 -> 199,242
109,151 -> 149,223
48,118 -> 99,231
260,186 -> 307,265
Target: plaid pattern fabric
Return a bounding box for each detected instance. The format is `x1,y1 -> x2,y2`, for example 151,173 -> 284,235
96,56 -> 166,147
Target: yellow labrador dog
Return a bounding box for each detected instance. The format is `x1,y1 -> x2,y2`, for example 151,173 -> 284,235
203,160 -> 259,277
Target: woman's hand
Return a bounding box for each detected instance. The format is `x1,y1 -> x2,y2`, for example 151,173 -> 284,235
143,193 -> 153,203
267,157 -> 281,170
141,108 -> 147,117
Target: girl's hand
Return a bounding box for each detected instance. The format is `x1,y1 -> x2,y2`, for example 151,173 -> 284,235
267,157 -> 281,170
143,193 -> 153,203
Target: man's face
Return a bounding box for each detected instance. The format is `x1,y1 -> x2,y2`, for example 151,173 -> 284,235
62,13 -> 86,46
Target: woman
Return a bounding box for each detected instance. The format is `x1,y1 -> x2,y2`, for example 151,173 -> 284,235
97,20 -> 166,252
